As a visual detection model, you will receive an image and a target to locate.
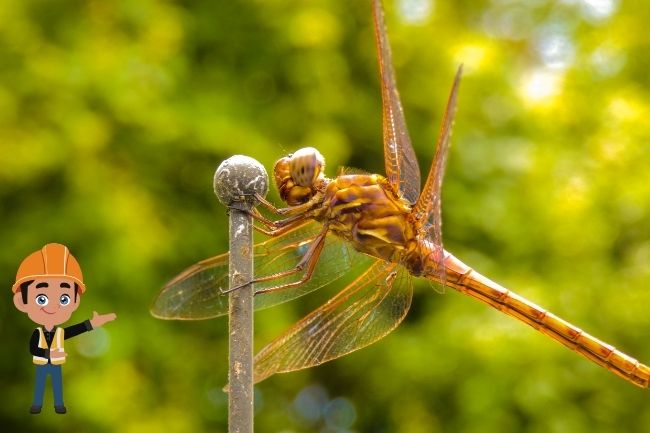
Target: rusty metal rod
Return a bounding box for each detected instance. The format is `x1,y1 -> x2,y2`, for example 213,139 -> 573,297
214,155 -> 268,433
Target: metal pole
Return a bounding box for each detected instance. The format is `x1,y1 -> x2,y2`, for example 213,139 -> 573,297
214,155 -> 268,433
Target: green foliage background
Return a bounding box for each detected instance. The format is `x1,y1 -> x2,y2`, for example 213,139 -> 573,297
1,0 -> 649,432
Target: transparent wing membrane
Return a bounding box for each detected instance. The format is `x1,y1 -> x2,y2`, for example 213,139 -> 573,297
151,221 -> 367,320
252,261 -> 412,384
373,0 -> 421,204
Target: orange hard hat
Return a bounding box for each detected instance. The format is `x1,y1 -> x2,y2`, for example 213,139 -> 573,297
11,243 -> 86,294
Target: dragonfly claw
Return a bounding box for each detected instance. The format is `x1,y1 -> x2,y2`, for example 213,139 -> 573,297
219,280 -> 255,295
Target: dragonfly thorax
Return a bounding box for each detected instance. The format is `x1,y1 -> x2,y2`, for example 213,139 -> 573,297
274,147 -> 327,206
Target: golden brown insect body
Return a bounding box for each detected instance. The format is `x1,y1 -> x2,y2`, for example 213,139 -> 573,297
275,149 -> 436,275
318,174 -> 417,264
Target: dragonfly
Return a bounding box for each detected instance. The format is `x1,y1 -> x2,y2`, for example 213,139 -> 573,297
152,0 -> 650,388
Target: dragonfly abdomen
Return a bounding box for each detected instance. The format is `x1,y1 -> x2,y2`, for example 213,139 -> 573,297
432,252 -> 650,388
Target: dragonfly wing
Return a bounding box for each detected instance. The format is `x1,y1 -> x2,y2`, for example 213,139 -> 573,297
410,66 -> 462,290
252,260 -> 413,384
151,221 -> 364,320
413,66 -> 462,234
373,0 -> 421,204
151,251 -> 230,320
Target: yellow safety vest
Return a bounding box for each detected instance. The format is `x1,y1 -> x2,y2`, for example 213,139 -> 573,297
33,327 -> 65,365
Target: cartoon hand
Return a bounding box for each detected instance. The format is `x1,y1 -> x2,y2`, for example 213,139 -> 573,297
52,349 -> 67,359
90,311 -> 117,328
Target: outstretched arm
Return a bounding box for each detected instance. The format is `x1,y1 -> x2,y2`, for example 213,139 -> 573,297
65,313 -> 116,339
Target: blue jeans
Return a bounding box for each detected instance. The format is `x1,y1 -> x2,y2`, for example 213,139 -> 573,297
32,364 -> 64,407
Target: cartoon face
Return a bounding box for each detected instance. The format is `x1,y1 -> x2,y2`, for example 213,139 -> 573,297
13,277 -> 81,328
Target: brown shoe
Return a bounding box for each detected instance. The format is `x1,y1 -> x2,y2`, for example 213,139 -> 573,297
54,405 -> 67,414
29,405 -> 41,414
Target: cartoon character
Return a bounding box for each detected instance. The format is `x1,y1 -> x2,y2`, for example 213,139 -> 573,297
11,243 -> 117,414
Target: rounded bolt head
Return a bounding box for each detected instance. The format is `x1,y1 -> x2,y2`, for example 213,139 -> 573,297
214,155 -> 269,207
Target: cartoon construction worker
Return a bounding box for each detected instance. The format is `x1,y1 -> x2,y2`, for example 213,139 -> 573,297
11,243 -> 117,414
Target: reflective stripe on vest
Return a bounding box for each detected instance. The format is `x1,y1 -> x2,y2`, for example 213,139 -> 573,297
33,327 -> 65,365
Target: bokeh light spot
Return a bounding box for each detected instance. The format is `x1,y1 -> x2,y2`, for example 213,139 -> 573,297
454,43 -> 490,72
291,385 -> 329,425
607,96 -> 641,123
535,28 -> 575,70
289,8 -> 341,48
397,0 -> 434,24
581,0 -> 619,21
323,397 -> 357,430
481,4 -> 533,40
75,326 -> 110,358
589,44 -> 626,77
519,69 -> 563,105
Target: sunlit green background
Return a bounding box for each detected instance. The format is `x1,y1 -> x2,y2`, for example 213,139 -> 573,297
2,0 -> 650,432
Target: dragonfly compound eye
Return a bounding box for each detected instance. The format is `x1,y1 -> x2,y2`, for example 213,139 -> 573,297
289,147 -> 325,187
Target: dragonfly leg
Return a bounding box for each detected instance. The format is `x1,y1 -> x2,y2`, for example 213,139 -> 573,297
254,193 -> 291,215
221,225 -> 328,295
253,232 -> 326,295
252,217 -> 313,237
250,207 -> 314,231
255,192 -> 324,217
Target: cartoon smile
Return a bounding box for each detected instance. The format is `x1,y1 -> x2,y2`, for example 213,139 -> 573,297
40,307 -> 57,315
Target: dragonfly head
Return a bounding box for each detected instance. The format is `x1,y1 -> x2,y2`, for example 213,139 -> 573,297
273,147 -> 326,205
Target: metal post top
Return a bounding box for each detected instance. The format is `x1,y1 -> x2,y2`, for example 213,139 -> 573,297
217,154 -> 260,433
214,155 -> 269,207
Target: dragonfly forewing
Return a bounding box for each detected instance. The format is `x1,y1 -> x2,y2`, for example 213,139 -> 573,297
151,221 -> 369,320
252,260 -> 413,384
